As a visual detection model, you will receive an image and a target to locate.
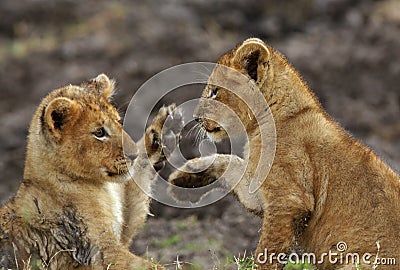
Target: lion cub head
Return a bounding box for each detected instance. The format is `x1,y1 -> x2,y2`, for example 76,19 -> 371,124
195,38 -> 273,142
25,74 -> 137,184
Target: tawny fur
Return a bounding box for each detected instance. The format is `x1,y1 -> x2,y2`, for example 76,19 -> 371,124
0,74 -> 179,269
169,39 -> 400,269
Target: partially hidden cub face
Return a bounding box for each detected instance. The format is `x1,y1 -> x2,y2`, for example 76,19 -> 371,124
39,74 -> 137,183
195,38 -> 272,142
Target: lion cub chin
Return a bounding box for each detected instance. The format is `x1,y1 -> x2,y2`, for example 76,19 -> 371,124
0,74 -> 183,270
169,38 -> 400,269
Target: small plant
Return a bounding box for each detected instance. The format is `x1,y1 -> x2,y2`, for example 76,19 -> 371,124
233,252 -> 258,270
106,262 -> 116,270
153,234 -> 181,248
284,261 -> 313,270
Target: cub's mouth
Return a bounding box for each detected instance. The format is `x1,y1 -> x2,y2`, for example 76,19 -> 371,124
106,171 -> 120,177
106,170 -> 130,178
205,126 -> 222,133
105,162 -> 130,178
197,118 -> 223,133
105,169 -> 131,183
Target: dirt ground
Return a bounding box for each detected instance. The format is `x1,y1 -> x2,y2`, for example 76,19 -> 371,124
0,0 -> 399,268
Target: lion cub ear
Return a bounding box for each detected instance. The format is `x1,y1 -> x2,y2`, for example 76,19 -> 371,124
88,73 -> 116,100
44,97 -> 80,142
233,38 -> 271,85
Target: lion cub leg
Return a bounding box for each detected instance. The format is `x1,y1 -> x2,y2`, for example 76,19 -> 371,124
169,154 -> 265,213
254,164 -> 315,269
101,242 -> 162,270
255,212 -> 298,269
169,154 -> 244,188
121,105 -> 183,247
170,156 -> 315,269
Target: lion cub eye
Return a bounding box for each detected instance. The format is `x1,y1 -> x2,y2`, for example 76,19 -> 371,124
209,87 -> 218,98
92,127 -> 109,140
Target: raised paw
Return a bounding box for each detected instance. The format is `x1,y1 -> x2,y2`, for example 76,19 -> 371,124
168,157 -> 218,188
167,157 -> 221,203
169,169 -> 216,189
145,104 -> 184,166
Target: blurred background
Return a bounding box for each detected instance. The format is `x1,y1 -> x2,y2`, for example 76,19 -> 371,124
0,0 -> 399,268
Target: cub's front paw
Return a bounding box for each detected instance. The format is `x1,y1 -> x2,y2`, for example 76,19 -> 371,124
168,157 -> 218,188
145,104 -> 184,167
167,157 -> 220,203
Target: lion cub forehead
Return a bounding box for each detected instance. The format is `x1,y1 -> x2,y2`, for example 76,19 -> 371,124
52,73 -> 116,102
80,95 -> 121,121
50,84 -> 121,121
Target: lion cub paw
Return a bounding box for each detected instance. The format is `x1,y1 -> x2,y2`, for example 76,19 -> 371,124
169,157 -> 218,188
167,157 -> 221,203
145,104 -> 184,168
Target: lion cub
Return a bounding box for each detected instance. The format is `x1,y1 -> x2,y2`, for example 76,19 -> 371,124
170,39 -> 400,269
0,74 -> 182,269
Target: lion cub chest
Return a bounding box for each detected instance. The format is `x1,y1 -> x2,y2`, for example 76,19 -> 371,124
104,183 -> 124,241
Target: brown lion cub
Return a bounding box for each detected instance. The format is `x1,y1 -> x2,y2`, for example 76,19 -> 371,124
170,39 -> 400,269
0,74 -> 182,269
